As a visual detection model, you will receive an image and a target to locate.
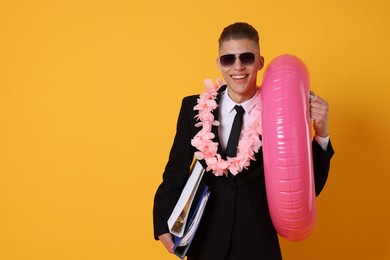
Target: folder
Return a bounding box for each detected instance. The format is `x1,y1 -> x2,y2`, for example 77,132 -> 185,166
173,184 -> 210,259
167,160 -> 206,237
167,160 -> 211,259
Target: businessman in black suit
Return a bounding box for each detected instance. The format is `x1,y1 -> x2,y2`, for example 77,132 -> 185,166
153,22 -> 334,260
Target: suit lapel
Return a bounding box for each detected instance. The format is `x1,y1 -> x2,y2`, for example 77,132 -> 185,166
212,85 -> 227,159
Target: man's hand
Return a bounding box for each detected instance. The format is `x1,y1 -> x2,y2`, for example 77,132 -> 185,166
158,233 -> 174,254
310,91 -> 329,137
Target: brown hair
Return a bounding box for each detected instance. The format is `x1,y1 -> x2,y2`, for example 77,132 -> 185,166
218,22 -> 260,49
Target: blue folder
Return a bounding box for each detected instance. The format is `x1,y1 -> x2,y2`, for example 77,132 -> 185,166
173,184 -> 210,259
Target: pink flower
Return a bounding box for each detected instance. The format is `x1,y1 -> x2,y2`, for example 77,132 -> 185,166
194,98 -> 218,112
191,131 -> 215,148
203,79 -> 215,90
206,154 -> 229,176
197,110 -> 215,122
194,151 -> 203,160
228,159 -> 243,175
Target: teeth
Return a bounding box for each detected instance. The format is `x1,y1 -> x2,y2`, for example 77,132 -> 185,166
232,75 -> 247,79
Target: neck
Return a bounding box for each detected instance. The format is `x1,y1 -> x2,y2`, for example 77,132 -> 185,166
227,88 -> 257,104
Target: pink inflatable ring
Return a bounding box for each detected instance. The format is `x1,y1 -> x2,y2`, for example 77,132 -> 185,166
261,54 -> 316,242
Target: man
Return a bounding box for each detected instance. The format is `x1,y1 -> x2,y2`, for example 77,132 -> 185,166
153,22 -> 334,260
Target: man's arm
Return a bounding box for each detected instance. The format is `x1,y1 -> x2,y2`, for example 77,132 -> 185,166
310,92 -> 334,195
313,139 -> 334,196
153,96 -> 197,242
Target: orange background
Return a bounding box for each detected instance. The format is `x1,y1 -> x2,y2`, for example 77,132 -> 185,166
0,0 -> 389,259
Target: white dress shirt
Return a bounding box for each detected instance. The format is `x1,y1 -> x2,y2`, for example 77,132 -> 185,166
218,88 -> 329,152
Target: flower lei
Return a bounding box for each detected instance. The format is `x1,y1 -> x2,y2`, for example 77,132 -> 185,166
191,79 -> 263,176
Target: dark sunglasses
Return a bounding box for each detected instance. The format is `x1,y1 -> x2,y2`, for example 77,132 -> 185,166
219,52 -> 258,67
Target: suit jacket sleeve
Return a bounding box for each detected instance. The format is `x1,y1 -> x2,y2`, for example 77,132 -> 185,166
153,96 -> 197,240
313,139 -> 334,196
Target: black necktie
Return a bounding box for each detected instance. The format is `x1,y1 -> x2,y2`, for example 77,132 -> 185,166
225,105 -> 245,157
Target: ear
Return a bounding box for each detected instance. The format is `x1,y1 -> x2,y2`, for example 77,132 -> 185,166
216,58 -> 222,72
258,55 -> 265,70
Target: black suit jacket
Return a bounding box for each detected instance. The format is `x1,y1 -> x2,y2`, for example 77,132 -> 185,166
153,86 -> 334,260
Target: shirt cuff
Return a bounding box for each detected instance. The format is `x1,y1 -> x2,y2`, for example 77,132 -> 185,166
315,135 -> 330,151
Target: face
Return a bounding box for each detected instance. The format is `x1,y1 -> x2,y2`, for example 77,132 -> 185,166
217,38 -> 264,103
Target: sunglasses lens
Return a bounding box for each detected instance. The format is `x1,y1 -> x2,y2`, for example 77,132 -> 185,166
219,54 -> 236,67
239,53 -> 255,65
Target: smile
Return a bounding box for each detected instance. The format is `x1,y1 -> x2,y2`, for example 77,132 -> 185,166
231,74 -> 248,80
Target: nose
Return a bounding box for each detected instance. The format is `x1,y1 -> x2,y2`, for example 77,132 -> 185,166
233,57 -> 245,70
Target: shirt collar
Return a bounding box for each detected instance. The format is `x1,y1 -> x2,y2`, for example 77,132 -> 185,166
223,88 -> 260,114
